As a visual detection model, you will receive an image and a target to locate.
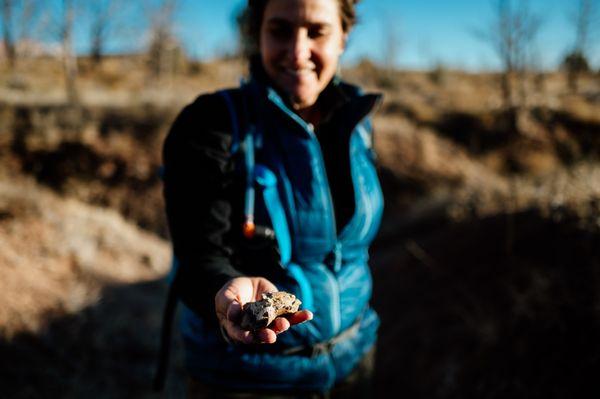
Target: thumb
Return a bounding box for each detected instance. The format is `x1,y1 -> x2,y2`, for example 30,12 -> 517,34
227,300 -> 243,323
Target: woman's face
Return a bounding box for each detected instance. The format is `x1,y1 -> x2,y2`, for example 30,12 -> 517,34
259,0 -> 347,110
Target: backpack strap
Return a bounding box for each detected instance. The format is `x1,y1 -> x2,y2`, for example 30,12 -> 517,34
219,88 -> 241,154
218,87 -> 260,239
153,86 -> 254,392
152,260 -> 179,391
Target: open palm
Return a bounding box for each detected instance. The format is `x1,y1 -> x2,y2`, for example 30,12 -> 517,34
215,276 -> 313,344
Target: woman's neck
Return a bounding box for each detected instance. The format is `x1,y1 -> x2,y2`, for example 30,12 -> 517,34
249,58 -> 336,128
297,105 -> 322,128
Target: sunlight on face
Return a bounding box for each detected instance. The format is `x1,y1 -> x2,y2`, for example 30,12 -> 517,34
259,0 -> 347,111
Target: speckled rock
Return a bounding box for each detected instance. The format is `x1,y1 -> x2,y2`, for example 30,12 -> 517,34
241,291 -> 301,331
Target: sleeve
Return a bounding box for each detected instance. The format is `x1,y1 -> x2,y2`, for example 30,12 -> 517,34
162,93 -> 244,324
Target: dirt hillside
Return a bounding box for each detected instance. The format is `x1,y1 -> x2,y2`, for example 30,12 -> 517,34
1,57 -> 599,397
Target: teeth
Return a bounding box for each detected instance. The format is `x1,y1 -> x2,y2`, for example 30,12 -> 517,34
284,67 -> 313,77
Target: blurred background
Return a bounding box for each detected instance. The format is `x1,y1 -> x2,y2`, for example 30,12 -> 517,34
0,0 -> 599,397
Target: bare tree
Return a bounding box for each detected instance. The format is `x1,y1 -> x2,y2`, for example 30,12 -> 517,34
572,0 -> 594,56
475,0 -> 543,108
235,4 -> 253,59
61,0 -> 78,104
1,0 -> 16,68
145,0 -> 184,80
84,0 -> 134,66
376,14 -> 401,88
1,0 -> 43,69
382,18 -> 400,72
563,0 -> 598,91
88,0 -> 114,65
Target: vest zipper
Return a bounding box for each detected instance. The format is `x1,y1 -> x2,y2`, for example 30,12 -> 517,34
307,122 -> 342,336
267,89 -> 367,337
322,263 -> 341,336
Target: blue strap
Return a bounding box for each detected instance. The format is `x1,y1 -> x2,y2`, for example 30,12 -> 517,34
255,165 -> 291,266
219,89 -> 255,227
255,165 -> 311,311
218,90 -> 240,154
287,264 -> 314,312
220,85 -> 312,312
243,129 -> 256,225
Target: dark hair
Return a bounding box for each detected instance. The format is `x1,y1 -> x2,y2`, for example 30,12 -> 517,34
238,0 -> 360,57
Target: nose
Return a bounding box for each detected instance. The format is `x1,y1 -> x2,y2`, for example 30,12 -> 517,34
288,29 -> 310,66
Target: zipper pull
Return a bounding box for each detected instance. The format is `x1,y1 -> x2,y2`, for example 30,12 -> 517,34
243,127 -> 256,239
242,217 -> 255,239
333,242 -> 342,273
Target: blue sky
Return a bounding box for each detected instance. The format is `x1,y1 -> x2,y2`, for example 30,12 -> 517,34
71,0 -> 597,71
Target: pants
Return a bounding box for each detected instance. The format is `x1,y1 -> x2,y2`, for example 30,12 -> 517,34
187,347 -> 376,399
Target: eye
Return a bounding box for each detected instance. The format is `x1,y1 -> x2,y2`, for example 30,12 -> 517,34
267,24 -> 293,41
308,25 -> 330,39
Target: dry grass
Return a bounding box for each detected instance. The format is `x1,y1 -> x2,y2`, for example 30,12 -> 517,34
0,175 -> 170,338
0,56 -> 599,397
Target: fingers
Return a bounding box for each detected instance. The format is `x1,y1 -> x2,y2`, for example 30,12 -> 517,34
270,317 -> 291,334
222,319 -> 254,344
223,301 -> 254,343
254,328 -> 277,344
223,322 -> 278,345
250,311 -> 312,343
222,312 -> 312,345
222,300 -> 281,344
249,311 -> 312,344
226,301 -> 243,323
215,283 -> 242,324
287,310 -> 313,325
222,316 -> 293,345
214,277 -> 314,345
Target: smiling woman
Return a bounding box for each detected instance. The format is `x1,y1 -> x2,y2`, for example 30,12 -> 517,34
259,0 -> 347,114
159,0 -> 384,397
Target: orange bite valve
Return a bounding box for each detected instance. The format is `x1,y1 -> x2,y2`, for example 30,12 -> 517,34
243,220 -> 256,239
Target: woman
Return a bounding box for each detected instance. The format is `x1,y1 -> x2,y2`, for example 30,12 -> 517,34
162,0 -> 383,397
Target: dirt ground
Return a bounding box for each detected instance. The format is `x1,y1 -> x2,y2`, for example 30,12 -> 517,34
1,58 -> 599,398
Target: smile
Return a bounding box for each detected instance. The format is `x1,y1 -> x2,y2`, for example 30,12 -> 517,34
282,67 -> 315,78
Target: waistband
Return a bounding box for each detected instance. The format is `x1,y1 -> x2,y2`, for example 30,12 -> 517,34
240,312 -> 364,358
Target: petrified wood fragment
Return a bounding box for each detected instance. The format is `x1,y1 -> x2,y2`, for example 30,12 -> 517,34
240,291 -> 301,331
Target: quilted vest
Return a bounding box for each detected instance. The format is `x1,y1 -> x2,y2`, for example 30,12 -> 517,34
180,78 -> 384,393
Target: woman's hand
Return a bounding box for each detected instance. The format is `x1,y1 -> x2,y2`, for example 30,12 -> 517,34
215,277 -> 313,344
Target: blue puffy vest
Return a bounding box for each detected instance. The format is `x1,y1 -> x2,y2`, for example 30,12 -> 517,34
180,78 -> 384,393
